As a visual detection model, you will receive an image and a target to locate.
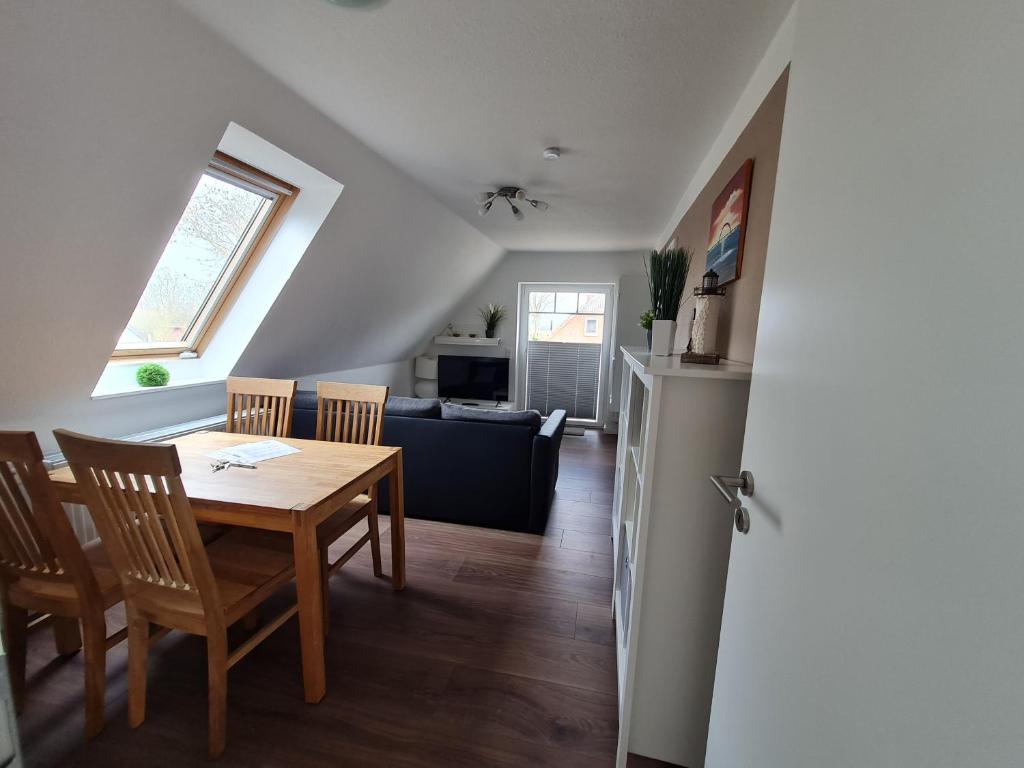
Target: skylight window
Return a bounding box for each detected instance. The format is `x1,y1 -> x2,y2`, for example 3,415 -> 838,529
114,153 -> 294,357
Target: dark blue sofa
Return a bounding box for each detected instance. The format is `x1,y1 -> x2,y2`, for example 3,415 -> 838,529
291,393 -> 566,534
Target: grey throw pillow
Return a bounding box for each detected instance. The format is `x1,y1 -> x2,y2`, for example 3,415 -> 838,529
386,396 -> 442,419
441,402 -> 542,429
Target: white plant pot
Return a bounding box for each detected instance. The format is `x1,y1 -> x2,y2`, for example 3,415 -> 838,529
651,319 -> 676,356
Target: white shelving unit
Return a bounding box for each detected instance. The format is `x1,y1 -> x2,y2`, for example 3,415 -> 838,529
432,335 -> 501,346
611,347 -> 752,767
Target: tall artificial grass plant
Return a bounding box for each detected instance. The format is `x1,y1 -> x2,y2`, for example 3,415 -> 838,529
644,248 -> 692,355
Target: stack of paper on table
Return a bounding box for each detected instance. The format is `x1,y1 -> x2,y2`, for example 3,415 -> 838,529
206,440 -> 300,465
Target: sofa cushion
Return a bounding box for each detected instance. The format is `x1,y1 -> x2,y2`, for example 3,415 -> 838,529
387,396 -> 441,419
441,402 -> 542,430
294,390 -> 318,412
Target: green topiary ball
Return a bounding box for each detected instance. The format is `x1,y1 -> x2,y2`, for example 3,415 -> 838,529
136,363 -> 170,388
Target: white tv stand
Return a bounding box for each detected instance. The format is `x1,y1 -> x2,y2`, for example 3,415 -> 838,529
442,397 -> 514,411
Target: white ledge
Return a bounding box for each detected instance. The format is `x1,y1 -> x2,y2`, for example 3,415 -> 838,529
620,346 -> 753,381
434,336 -> 502,346
91,377 -> 226,400
43,413 -> 228,469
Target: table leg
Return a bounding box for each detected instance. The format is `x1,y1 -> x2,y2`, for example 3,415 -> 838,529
388,451 -> 406,591
292,508 -> 326,703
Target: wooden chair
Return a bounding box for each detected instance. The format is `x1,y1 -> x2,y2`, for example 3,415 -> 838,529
53,429 -> 297,758
314,382 -> 389,626
0,430 -> 124,740
225,376 -> 297,438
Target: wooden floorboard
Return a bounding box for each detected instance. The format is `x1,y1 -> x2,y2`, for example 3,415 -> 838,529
18,431 -> 620,767
561,529 -> 615,556
575,600 -> 617,647
549,511 -> 612,536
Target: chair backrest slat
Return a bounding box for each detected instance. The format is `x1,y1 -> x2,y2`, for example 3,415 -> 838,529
93,468 -> 148,579
153,482 -> 195,586
54,431 -> 219,615
225,377 -> 296,438
315,382 -> 389,447
0,432 -> 99,595
0,461 -> 49,571
126,472 -> 179,586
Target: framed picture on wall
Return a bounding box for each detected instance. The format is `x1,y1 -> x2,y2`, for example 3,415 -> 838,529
705,158 -> 754,285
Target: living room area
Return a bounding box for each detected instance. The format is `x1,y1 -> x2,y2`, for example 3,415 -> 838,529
5,1 -> 1023,767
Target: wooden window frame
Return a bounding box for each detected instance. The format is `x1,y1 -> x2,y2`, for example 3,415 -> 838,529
111,152 -> 297,360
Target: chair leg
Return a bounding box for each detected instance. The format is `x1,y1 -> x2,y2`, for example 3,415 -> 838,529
126,607 -> 149,729
81,614 -> 107,740
207,631 -> 228,759
2,601 -> 27,713
367,501 -> 383,578
320,547 -> 331,637
53,616 -> 82,656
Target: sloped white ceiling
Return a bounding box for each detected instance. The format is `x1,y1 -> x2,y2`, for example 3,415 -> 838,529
173,0 -> 795,251
0,0 -> 501,445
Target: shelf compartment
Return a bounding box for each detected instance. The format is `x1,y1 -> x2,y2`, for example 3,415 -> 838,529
622,519 -> 635,560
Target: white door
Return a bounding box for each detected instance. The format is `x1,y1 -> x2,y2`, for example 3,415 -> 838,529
515,283 -> 614,425
707,3 -> 1024,767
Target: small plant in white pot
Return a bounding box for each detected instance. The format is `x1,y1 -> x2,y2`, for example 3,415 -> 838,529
644,248 -> 691,355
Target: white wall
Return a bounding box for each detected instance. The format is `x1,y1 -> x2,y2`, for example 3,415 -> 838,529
297,360 -> 414,397
706,1 -> 1024,766
0,0 -> 501,452
421,249 -> 647,418
657,0 -> 797,247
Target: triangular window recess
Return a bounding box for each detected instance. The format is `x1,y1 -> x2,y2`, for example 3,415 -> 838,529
114,153 -> 295,359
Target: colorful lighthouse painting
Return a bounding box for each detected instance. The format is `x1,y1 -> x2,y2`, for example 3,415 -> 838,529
706,158 -> 753,285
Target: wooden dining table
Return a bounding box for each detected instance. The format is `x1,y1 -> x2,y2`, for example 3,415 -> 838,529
48,430 -> 405,704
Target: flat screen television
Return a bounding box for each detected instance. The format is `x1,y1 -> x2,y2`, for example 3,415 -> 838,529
437,355 -> 510,402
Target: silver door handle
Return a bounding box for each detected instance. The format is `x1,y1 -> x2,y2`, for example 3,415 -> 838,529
709,470 -> 754,534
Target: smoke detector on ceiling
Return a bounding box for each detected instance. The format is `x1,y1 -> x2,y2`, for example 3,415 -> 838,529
542,147 -> 561,161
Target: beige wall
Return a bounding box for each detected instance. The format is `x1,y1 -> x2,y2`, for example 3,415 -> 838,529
663,68 -> 789,364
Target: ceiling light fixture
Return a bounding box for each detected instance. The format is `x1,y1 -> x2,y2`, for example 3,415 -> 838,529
476,187 -> 549,220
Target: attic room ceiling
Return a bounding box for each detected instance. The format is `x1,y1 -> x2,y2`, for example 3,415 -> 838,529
174,0 -> 794,251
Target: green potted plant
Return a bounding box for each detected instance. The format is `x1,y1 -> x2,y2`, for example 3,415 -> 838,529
644,248 -> 691,355
136,363 -> 170,387
478,303 -> 507,339
639,309 -> 654,350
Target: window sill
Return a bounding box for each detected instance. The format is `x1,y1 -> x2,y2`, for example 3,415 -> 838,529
106,352 -> 195,365
91,377 -> 225,401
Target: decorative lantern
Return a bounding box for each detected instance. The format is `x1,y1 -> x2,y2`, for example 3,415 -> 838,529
700,269 -> 723,294
691,270 -> 727,356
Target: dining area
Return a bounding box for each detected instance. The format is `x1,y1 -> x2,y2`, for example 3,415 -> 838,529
0,377 -> 405,760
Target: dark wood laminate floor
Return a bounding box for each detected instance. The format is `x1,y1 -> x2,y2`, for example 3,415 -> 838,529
19,431 -> 623,767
